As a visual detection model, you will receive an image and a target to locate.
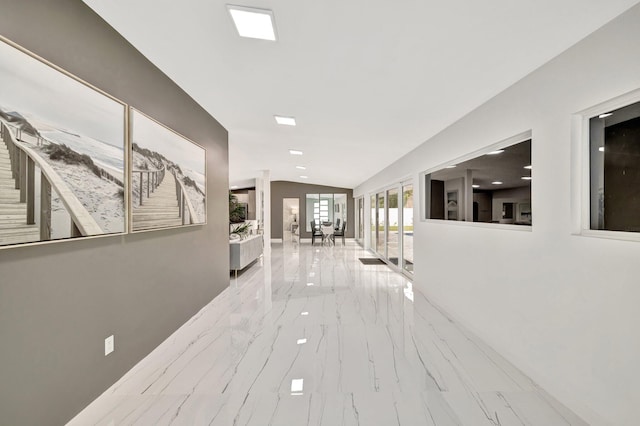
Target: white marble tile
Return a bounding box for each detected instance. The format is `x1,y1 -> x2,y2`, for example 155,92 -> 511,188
68,242 -> 586,425
442,391 -> 588,426
206,392 -> 462,426
68,394 -> 231,426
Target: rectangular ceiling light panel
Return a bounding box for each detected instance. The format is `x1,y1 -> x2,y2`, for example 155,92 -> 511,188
275,115 -> 296,126
227,5 -> 277,41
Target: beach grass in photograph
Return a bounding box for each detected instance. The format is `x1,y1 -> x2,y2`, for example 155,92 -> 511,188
0,38 -> 126,247
130,109 -> 205,232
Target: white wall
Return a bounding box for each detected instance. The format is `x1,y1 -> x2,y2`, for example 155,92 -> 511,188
354,5 -> 640,426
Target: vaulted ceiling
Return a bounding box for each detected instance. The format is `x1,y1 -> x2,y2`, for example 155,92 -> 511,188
83,0 -> 640,189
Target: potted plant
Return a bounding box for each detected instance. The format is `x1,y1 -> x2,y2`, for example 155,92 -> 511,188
230,222 -> 251,240
229,191 -> 245,224
229,191 -> 250,239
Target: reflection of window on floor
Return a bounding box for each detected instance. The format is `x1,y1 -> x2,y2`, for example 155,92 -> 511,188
590,100 -> 640,232
424,138 -> 532,226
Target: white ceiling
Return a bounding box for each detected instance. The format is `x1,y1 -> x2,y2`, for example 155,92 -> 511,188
83,0 -> 640,189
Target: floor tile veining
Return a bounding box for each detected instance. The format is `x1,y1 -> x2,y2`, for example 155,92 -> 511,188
69,242 -> 587,425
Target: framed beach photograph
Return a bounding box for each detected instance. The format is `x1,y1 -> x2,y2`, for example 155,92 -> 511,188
0,36 -> 127,249
129,109 -> 206,232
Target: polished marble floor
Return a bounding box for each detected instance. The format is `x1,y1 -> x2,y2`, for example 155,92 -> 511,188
69,241 -> 586,425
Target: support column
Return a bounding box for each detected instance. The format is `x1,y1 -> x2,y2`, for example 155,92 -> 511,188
465,169 -> 474,222
256,170 -> 271,253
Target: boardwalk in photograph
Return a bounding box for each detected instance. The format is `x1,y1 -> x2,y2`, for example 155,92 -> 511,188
132,172 -> 181,231
0,142 -> 39,245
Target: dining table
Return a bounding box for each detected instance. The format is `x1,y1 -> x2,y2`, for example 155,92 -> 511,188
321,222 -> 334,245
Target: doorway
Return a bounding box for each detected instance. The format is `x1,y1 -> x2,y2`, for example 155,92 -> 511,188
282,198 -> 299,243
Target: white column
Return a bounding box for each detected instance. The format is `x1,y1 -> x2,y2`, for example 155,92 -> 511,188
261,170 -> 271,252
465,169 -> 474,222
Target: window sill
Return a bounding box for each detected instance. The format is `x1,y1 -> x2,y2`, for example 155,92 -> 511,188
424,219 -> 532,232
576,229 -> 640,242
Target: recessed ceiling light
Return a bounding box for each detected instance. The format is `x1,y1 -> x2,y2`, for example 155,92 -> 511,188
472,184 -> 480,188
227,5 -> 277,41
300,175 -> 308,179
521,176 -> 532,180
599,146 -> 605,152
296,338 -> 307,345
524,165 -> 532,170
599,113 -> 613,119
289,150 -> 303,155
487,150 -> 505,155
230,185 -> 238,189
296,166 -> 306,170
275,115 -> 296,126
492,181 -> 503,185
446,165 -> 456,169
306,282 -> 314,286
300,311 -> 309,316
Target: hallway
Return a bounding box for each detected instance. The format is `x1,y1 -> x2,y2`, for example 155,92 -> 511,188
69,242 -> 586,425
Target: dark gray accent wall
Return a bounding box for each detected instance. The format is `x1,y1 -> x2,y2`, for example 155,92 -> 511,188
0,2 -> 229,425
271,181 -> 354,239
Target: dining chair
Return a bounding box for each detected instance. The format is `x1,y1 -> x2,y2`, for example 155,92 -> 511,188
333,221 -> 346,245
311,220 -> 323,245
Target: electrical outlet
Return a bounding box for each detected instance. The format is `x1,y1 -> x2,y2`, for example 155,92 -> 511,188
104,335 -> 114,356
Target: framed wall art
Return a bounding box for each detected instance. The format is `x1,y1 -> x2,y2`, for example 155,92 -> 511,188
0,36 -> 127,249
129,109 -> 206,232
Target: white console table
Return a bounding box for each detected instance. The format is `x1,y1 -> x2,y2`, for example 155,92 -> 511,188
230,234 -> 263,276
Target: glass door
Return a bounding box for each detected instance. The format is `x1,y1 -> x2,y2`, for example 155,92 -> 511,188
319,194 -> 333,224
306,194 -> 320,232
376,192 -> 386,255
402,183 -> 414,274
356,197 -> 364,244
386,188 -> 399,265
370,195 -> 376,251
